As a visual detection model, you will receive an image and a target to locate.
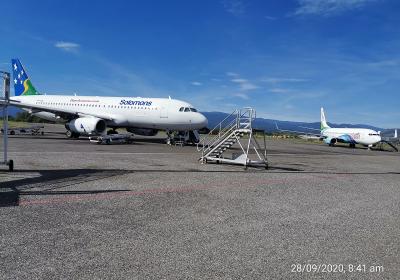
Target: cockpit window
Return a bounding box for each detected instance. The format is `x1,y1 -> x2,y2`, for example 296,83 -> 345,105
369,133 -> 379,136
180,107 -> 198,112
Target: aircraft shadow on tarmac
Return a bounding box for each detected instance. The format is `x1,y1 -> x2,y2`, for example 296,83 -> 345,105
0,169 -> 131,207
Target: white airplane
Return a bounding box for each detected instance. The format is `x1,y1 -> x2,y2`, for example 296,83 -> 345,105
9,59 -> 208,143
319,108 -> 381,148
276,107 -> 382,148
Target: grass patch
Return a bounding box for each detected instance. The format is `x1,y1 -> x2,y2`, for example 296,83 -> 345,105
0,120 -> 31,128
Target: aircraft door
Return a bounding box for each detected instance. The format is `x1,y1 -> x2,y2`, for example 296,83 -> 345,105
160,105 -> 168,118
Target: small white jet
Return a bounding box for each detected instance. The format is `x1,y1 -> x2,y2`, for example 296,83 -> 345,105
277,107 -> 382,148
9,59 -> 208,143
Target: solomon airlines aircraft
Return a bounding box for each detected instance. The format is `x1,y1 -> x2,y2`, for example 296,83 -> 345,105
277,107 -> 382,148
9,59 -> 208,143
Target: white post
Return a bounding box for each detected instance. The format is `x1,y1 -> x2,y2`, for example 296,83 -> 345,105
1,72 -> 10,165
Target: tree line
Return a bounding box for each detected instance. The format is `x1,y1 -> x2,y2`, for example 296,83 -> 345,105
8,111 -> 54,123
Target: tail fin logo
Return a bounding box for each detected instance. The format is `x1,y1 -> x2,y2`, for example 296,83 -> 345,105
12,59 -> 39,96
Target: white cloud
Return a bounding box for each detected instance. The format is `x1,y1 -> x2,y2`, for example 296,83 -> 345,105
226,72 -> 239,77
231,78 -> 248,83
211,78 -> 222,82
240,82 -> 259,91
262,77 -> 308,83
233,93 -> 249,99
265,15 -> 277,20
222,0 -> 245,16
54,41 -> 80,52
191,81 -> 203,86
230,75 -> 259,91
367,59 -> 400,67
293,0 -> 378,16
270,88 -> 291,94
231,78 -> 259,91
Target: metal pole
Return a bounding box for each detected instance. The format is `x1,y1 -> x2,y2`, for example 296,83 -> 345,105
1,72 -> 10,165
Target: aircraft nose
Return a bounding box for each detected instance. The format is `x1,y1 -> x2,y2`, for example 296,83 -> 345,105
195,113 -> 208,128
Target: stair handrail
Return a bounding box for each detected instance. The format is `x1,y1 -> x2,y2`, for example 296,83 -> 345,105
197,109 -> 239,151
197,108 -> 256,157
200,120 -> 238,156
203,126 -> 252,158
201,123 -> 237,155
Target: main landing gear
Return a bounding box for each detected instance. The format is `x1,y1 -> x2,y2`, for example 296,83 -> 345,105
166,130 -> 172,145
66,130 -> 80,139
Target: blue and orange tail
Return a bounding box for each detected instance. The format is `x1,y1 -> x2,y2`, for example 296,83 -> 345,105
11,59 -> 40,96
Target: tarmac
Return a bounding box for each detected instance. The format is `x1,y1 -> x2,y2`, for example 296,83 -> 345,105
0,124 -> 399,279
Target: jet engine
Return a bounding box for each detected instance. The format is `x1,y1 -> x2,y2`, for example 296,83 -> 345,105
127,128 -> 158,136
66,117 -> 106,135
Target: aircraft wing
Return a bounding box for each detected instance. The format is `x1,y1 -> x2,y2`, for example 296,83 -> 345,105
298,126 -> 321,131
7,98 -> 115,121
275,122 -> 322,137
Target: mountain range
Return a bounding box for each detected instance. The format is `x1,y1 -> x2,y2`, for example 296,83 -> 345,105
202,112 -> 396,137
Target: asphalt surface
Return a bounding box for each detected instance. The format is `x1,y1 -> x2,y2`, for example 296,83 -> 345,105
0,125 -> 399,279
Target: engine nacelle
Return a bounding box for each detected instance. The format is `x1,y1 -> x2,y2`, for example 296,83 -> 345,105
127,127 -> 158,136
66,117 -> 106,135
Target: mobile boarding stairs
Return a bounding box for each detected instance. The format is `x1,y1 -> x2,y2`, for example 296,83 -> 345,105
197,108 -> 268,169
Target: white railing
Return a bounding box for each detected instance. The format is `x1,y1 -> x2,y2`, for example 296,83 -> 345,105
197,108 -> 256,157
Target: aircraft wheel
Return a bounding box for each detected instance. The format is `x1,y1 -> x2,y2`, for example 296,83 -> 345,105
66,130 -> 73,138
8,160 -> 14,172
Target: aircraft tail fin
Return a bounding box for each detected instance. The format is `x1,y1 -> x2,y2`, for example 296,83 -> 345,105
321,107 -> 330,130
395,129 -> 398,138
11,59 -> 40,96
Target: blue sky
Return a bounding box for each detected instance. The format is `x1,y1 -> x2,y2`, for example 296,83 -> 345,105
1,0 -> 399,127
